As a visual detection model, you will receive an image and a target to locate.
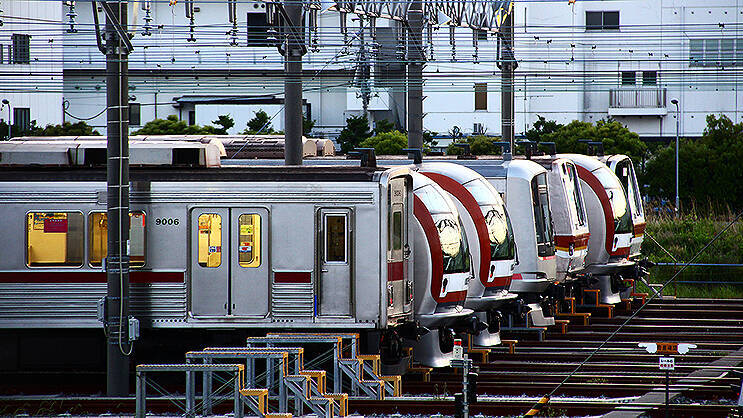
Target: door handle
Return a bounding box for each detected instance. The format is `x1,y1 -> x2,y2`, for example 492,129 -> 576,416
321,269 -> 329,273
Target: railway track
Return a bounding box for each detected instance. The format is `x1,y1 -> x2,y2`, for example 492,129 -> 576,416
1,298 -> 742,416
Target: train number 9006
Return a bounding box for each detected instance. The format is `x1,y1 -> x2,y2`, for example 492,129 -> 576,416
155,218 -> 180,226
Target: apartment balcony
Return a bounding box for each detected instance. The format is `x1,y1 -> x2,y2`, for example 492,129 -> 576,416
608,88 -> 668,116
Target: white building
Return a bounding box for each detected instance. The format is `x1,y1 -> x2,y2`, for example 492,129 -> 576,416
2,0 -> 741,140
0,0 -> 64,135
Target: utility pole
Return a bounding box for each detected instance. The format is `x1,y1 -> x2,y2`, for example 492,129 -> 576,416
103,0 -> 132,396
406,0 -> 424,150
283,0 -> 303,165
500,10 -> 515,150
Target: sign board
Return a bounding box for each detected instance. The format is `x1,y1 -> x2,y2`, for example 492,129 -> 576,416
639,342 -> 697,355
659,357 -> 675,371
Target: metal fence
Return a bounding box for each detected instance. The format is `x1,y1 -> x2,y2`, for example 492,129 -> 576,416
609,88 -> 667,108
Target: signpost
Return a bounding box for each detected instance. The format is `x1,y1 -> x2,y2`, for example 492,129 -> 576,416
639,342 -> 696,418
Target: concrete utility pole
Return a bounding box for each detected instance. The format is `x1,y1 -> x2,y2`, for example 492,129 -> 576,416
500,11 -> 515,150
406,0 -> 424,150
283,0 -> 303,165
104,0 -> 131,396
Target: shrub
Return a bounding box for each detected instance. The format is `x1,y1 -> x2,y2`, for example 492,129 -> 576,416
359,130 -> 407,155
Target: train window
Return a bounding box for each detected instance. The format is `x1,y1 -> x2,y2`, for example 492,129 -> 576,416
198,214 -> 222,268
391,210 -> 402,252
26,212 -> 84,267
565,163 -> 586,226
325,214 -> 347,263
531,175 -> 555,257
88,212 -> 146,267
238,214 -> 261,268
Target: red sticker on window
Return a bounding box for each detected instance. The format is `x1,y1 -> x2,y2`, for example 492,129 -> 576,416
44,218 -> 68,233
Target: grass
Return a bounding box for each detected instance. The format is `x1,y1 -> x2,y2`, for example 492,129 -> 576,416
641,202 -> 743,298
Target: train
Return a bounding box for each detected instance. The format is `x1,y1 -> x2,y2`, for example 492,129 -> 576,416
0,137 -> 647,370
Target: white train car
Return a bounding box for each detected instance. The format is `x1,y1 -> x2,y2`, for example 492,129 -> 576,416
408,172 -> 477,367
529,156 -> 591,283
559,153 -> 637,304
599,155 -> 646,260
416,162 -> 518,346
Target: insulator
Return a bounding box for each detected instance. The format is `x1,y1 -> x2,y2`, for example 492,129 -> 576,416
185,1 -> 196,42
141,0 -> 153,36
472,29 -> 479,64
65,1 -> 78,33
427,22 -> 434,61
309,8 -> 319,51
340,12 -> 348,45
449,25 -> 456,62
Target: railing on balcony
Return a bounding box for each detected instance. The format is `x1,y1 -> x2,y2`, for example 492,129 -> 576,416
609,88 -> 667,108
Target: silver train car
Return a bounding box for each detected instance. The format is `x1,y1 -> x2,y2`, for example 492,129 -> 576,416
0,142 -> 425,364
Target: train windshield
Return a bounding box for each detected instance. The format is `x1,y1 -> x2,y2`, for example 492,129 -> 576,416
531,173 -> 555,257
593,166 -> 632,234
416,184 -> 471,274
614,159 -> 644,219
462,178 -> 515,261
434,215 -> 471,274
484,206 -> 515,260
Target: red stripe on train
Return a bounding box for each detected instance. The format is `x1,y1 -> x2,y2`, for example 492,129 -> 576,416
274,272 -> 312,284
0,271 -> 184,284
387,261 -> 405,282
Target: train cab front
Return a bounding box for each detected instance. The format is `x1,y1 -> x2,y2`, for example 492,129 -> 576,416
418,163 -> 519,346
602,155 -> 646,261
409,173 -> 478,367
561,154 -> 637,304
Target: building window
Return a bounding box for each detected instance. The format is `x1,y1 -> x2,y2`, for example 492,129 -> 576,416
476,29 -> 488,41
238,214 -> 261,268
0,44 -> 3,64
13,107 -> 31,133
247,13 -> 271,47
129,103 -> 141,126
721,39 -> 735,67
197,213 -> 222,268
586,11 -> 619,31
621,71 -> 636,86
474,83 -> 487,111
642,71 -> 657,86
188,110 -> 196,126
88,212 -> 146,267
26,212 -> 84,267
12,34 -> 31,64
689,38 -> 743,67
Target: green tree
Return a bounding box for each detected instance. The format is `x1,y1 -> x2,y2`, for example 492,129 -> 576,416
133,115 -> 213,135
336,114 -> 372,154
543,118 -> 647,165
303,114 -> 315,136
359,130 -> 407,155
524,115 -> 563,143
26,121 -> 102,136
211,115 -> 234,135
446,135 -> 498,156
373,119 -> 396,135
243,109 -> 274,134
645,114 -> 743,209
